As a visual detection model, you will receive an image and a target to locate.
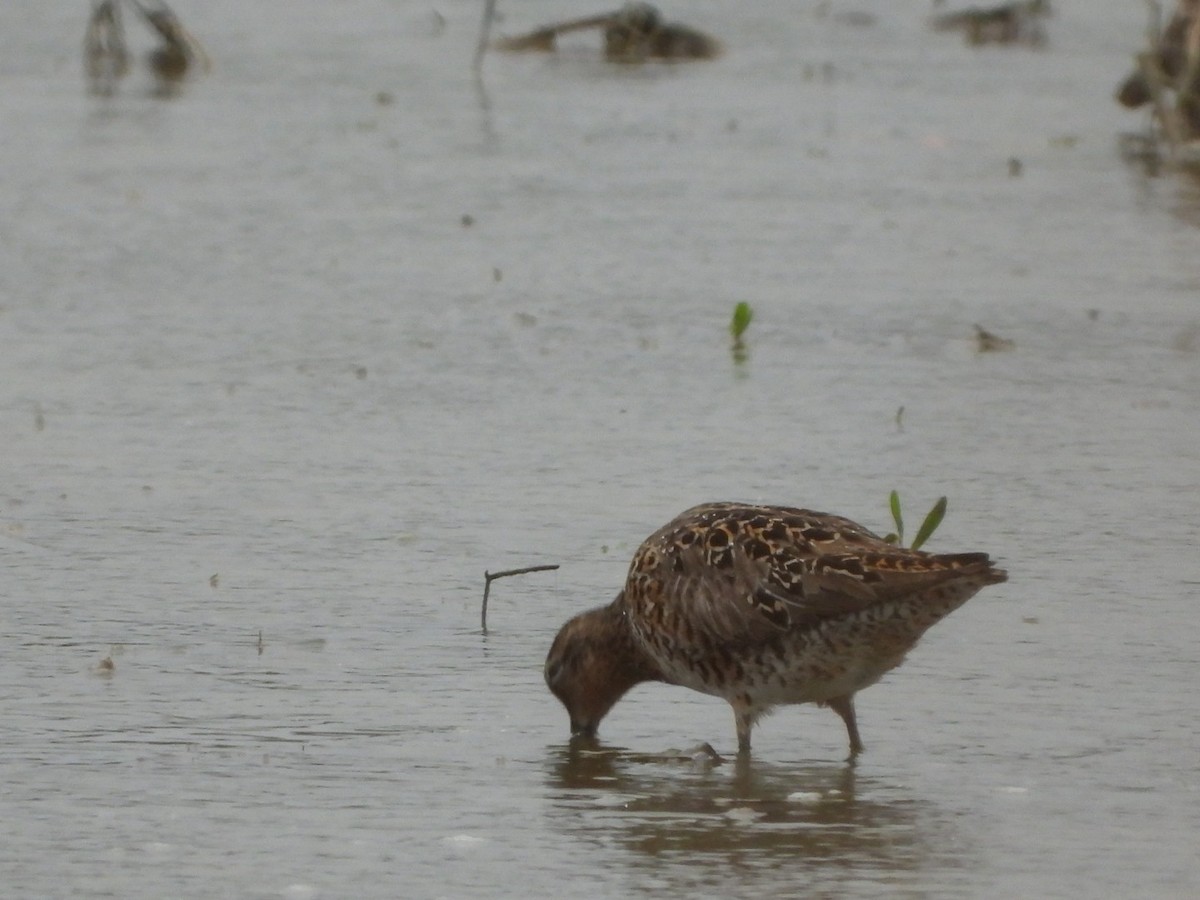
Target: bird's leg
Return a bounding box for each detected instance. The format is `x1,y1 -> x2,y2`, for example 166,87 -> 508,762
732,701 -> 755,756
826,694 -> 865,757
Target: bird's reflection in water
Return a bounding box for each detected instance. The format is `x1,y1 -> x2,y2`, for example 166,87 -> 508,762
544,741 -> 972,892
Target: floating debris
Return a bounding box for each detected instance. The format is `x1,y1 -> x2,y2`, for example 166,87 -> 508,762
494,2 -> 721,63
975,324 -> 1016,352
494,12 -> 611,53
97,655 -> 116,675
1116,0 -> 1200,165
84,1 -> 131,96
931,0 -> 1050,46
83,0 -> 209,96
134,0 -> 211,94
621,742 -> 726,767
685,742 -> 724,768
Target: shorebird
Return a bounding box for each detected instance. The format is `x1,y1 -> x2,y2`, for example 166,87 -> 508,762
545,502 -> 1006,756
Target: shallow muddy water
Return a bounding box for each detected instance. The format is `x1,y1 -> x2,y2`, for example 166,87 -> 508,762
2,1 -> 1199,897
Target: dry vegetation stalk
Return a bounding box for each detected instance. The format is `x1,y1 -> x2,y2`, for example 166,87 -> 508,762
481,565 -> 560,633
1134,0 -> 1200,161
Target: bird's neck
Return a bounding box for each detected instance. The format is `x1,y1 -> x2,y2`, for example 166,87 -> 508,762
605,593 -> 666,686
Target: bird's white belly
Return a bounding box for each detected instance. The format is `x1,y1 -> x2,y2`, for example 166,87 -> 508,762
744,650 -> 907,706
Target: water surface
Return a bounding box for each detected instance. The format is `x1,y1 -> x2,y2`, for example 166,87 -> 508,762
2,1 -> 1198,897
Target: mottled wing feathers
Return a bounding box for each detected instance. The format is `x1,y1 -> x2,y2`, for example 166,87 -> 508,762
623,503 -> 1003,646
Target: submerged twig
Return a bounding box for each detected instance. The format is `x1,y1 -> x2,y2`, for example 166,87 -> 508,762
84,0 -> 130,96
474,0 -> 498,71
481,564 -> 560,633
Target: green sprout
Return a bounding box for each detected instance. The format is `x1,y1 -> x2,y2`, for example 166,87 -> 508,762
883,492 -> 947,551
730,302 -> 753,342
730,302 -> 753,364
884,490 -> 904,545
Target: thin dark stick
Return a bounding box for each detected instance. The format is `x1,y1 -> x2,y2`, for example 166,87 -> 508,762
482,564 -> 560,633
473,0 -> 498,72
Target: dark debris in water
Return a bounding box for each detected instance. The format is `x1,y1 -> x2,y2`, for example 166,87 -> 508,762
975,324 -> 1015,352
84,0 -> 209,98
492,2 -> 721,64
626,742 -> 726,767
930,0 -> 1050,47
1115,1 -> 1200,171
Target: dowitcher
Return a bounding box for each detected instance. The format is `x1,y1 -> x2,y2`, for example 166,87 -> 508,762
545,502 -> 1006,756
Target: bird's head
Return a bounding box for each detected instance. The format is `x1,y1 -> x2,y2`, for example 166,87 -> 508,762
544,601 -> 657,740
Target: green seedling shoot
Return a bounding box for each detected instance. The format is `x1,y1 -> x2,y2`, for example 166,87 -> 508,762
730,301 -> 753,343
883,492 -> 947,551
730,302 -> 753,365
